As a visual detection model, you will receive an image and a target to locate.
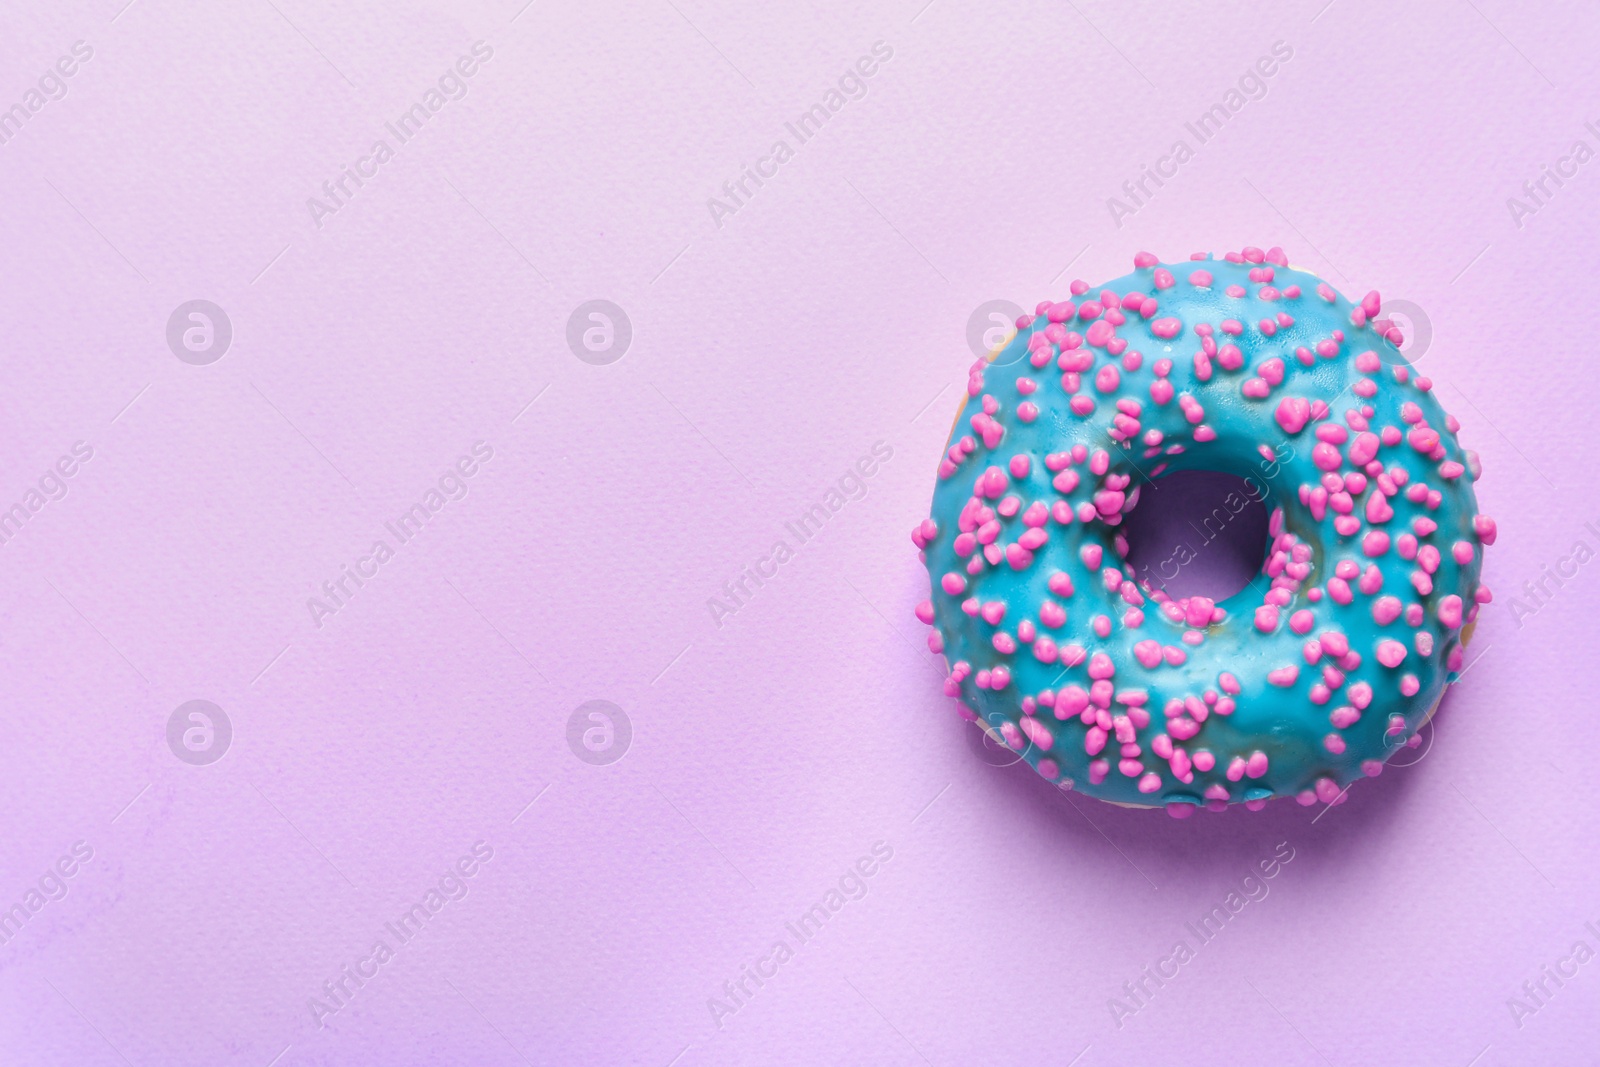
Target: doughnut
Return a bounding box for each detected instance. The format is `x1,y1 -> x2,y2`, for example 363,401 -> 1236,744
913,247 -> 1494,815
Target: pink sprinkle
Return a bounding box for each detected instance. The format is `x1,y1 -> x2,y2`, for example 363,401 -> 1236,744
1009,455 -> 1031,478
1267,665 -> 1299,686
941,573 -> 966,595
1185,596 -> 1215,628
1034,601 -> 1066,631
1088,652 -> 1115,679
1360,565 -> 1383,594
1150,317 -> 1182,339
1020,717 -> 1053,751
1058,348 -> 1092,373
1474,515 -> 1497,545
1376,639 -> 1407,668
1275,397 -> 1312,434
1289,609 -> 1314,634
1134,251 -> 1159,268
1407,427 -> 1441,452
1312,442 -> 1343,470
1438,595 -> 1463,628
1245,751 -> 1269,778
1154,268 -> 1175,289
1372,596 -> 1402,625
1316,424 -> 1349,445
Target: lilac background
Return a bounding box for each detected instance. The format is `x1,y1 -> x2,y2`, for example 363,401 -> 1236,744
1,0 -> 1596,1064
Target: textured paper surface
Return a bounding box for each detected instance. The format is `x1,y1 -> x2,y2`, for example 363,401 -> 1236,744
0,1 -> 1596,1064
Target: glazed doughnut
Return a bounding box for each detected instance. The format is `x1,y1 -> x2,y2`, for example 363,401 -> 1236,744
913,247 -> 1494,814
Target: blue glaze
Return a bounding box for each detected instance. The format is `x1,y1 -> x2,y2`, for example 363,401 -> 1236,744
921,255 -> 1486,809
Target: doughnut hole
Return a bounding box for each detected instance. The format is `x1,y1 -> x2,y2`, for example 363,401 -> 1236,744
1121,469 -> 1270,603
